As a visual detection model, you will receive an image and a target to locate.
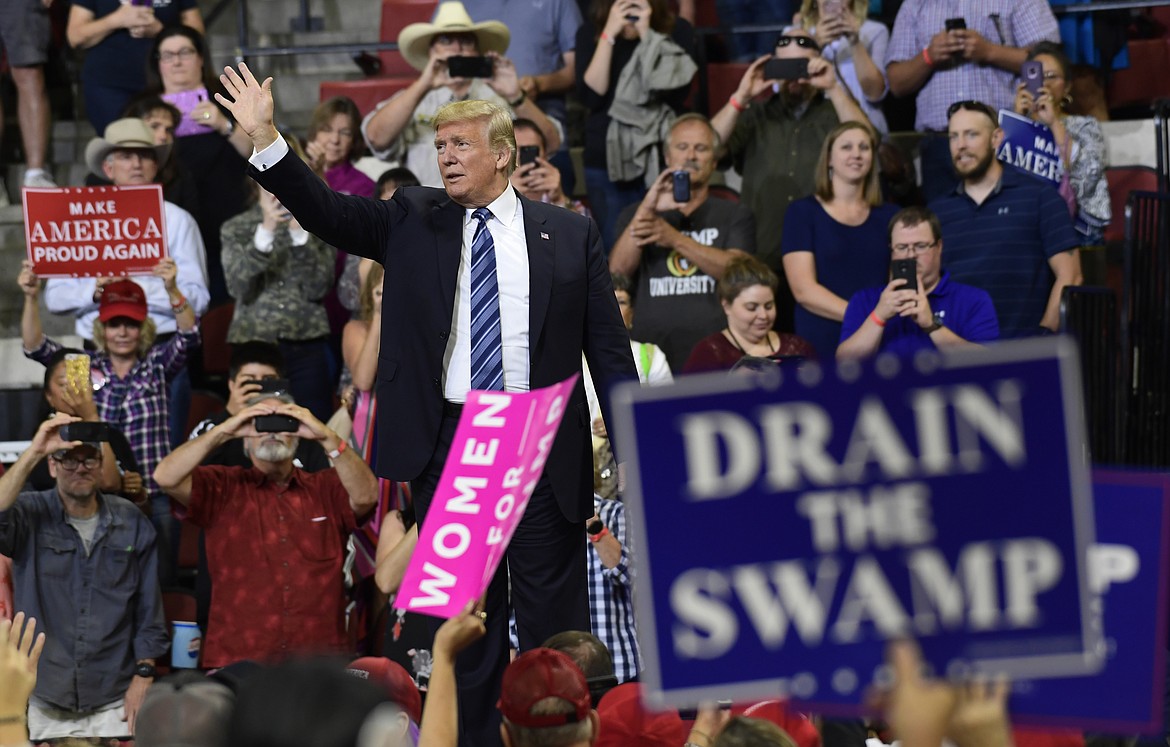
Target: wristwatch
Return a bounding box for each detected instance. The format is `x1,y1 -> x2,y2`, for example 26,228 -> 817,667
135,662 -> 157,678
924,313 -> 944,334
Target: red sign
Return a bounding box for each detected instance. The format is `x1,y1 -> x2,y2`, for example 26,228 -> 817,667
23,185 -> 169,278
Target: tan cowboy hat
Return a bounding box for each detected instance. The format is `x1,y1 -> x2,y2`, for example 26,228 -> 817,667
398,1 -> 510,72
84,118 -> 171,177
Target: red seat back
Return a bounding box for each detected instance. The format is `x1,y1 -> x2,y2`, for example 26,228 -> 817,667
380,0 -> 439,77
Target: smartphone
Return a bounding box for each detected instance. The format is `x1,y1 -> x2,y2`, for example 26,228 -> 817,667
672,170 -> 691,202
763,58 -> 810,81
61,421 -> 112,443
945,17 -> 966,31
65,353 -> 91,392
1021,60 -> 1045,98
253,414 -> 300,433
256,378 -> 292,396
518,145 -> 540,166
891,258 -> 918,292
162,87 -> 215,137
446,56 -> 495,79
130,0 -> 154,6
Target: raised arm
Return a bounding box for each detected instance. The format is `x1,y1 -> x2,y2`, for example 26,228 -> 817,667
17,261 -> 44,351
0,414 -> 81,513
276,402 -> 378,516
153,403 -> 270,505
418,601 -> 487,747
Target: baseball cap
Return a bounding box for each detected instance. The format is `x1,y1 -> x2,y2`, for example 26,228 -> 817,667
98,279 -> 148,323
346,657 -> 423,724
595,683 -> 685,747
498,648 -> 591,728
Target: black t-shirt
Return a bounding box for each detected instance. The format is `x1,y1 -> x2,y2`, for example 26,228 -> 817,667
616,197 -> 757,371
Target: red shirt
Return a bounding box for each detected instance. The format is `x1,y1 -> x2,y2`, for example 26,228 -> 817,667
188,465 -> 357,667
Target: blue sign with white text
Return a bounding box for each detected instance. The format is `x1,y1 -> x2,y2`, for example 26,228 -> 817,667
613,339 -> 1103,710
997,110 -> 1064,187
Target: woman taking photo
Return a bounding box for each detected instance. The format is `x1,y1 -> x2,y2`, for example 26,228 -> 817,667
577,0 -> 697,249
143,24 -> 252,304
799,0 -> 890,133
683,256 -> 813,373
781,121 -> 897,359
1013,41 -> 1110,247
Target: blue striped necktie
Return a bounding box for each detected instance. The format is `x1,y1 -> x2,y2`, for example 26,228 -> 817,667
469,207 -> 504,391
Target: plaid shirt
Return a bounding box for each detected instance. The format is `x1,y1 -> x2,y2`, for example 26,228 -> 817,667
28,330 -> 199,499
588,497 -> 640,683
885,0 -> 1059,131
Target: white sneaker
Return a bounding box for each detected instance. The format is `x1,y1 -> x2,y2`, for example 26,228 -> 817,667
23,169 -> 56,189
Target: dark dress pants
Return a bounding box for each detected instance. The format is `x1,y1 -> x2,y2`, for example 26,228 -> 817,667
412,407 -> 590,747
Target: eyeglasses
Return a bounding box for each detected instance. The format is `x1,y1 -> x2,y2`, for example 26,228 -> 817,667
1042,71 -> 1063,81
891,240 -> 939,255
158,47 -> 198,64
51,455 -> 101,471
946,99 -> 998,124
433,33 -> 478,47
775,35 -> 821,51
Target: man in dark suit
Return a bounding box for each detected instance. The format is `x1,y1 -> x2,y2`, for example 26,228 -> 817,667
217,63 -> 637,747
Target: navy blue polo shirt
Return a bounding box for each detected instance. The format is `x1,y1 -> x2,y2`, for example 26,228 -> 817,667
929,165 -> 1079,338
839,271 -> 1001,357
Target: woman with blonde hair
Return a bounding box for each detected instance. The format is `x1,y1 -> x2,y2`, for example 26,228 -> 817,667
781,121 -> 897,358
799,0 -> 890,133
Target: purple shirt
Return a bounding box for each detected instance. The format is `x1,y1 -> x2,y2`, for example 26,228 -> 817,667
885,0 -> 1059,131
325,161 -> 376,198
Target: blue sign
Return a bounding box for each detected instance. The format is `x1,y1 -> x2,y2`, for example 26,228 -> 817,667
613,339 -> 1103,710
1009,470 -> 1170,734
997,110 -> 1064,187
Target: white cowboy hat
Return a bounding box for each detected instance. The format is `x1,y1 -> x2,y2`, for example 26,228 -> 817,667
84,118 -> 171,177
398,1 -> 510,72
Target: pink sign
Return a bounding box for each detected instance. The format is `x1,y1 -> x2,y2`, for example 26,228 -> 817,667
394,375 -> 579,618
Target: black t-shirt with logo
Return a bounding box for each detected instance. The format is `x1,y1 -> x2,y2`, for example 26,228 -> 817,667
616,197 -> 756,372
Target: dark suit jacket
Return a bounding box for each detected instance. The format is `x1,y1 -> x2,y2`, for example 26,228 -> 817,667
251,151 -> 636,522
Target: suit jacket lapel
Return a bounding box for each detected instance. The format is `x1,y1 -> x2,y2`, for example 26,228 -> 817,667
522,196 -> 554,357
433,198 -> 463,330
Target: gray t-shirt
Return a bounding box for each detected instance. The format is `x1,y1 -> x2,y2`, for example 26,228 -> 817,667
66,513 -> 100,556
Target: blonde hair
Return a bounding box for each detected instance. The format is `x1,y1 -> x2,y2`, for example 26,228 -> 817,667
92,316 -> 158,358
358,262 -> 385,322
798,0 -> 869,29
814,122 -> 882,207
433,99 -> 517,175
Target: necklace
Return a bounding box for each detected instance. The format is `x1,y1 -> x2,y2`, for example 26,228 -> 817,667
726,326 -> 776,355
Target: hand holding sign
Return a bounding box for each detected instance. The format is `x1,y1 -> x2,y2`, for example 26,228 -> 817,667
18,261 -> 39,299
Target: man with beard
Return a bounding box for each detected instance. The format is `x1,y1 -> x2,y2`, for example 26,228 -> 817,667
929,100 -> 1080,339
610,113 -> 756,372
710,28 -> 871,330
153,391 -> 377,668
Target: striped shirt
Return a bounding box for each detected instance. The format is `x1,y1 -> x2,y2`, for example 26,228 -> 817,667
930,165 -> 1079,338
885,0 -> 1060,131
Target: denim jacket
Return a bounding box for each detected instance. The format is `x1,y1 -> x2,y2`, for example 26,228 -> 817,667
0,489 -> 168,711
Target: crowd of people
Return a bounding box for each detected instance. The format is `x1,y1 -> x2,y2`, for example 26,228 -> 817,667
0,0 -> 1124,743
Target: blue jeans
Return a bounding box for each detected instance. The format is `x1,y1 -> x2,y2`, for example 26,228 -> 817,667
584,167 -> 646,256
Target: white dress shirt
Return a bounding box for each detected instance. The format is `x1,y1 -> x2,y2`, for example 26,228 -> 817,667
250,134 -> 532,402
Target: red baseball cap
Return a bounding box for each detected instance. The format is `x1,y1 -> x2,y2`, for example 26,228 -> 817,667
498,648 -> 591,728
346,657 -> 422,724
98,279 -> 148,323
595,683 -> 685,747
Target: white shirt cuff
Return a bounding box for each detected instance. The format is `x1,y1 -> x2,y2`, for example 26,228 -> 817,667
253,224 -> 276,253
250,134 -> 289,171
289,226 -> 309,245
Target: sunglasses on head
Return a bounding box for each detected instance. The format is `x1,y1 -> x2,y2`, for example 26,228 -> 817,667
946,99 -> 998,124
776,35 -> 821,51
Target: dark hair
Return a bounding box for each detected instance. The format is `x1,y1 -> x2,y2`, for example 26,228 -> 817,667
887,206 -> 942,245
1027,41 -> 1071,82
307,96 -> 365,164
228,342 -> 286,381
227,660 -> 387,747
717,255 -> 779,304
38,347 -> 87,421
610,273 -> 632,296
122,95 -> 182,128
590,0 -> 676,39
946,99 -> 998,128
375,167 -> 421,198
145,25 -> 215,94
511,117 -> 547,151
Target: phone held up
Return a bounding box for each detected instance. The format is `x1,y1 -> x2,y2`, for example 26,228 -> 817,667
944,17 -> 966,31
252,379 -> 299,433
1021,60 -> 1045,98
891,258 -> 918,293
446,55 -> 494,79
519,145 -> 541,166
672,170 -> 691,203
764,58 -> 810,81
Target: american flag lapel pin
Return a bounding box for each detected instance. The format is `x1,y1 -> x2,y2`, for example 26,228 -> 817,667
540,231 -> 550,240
